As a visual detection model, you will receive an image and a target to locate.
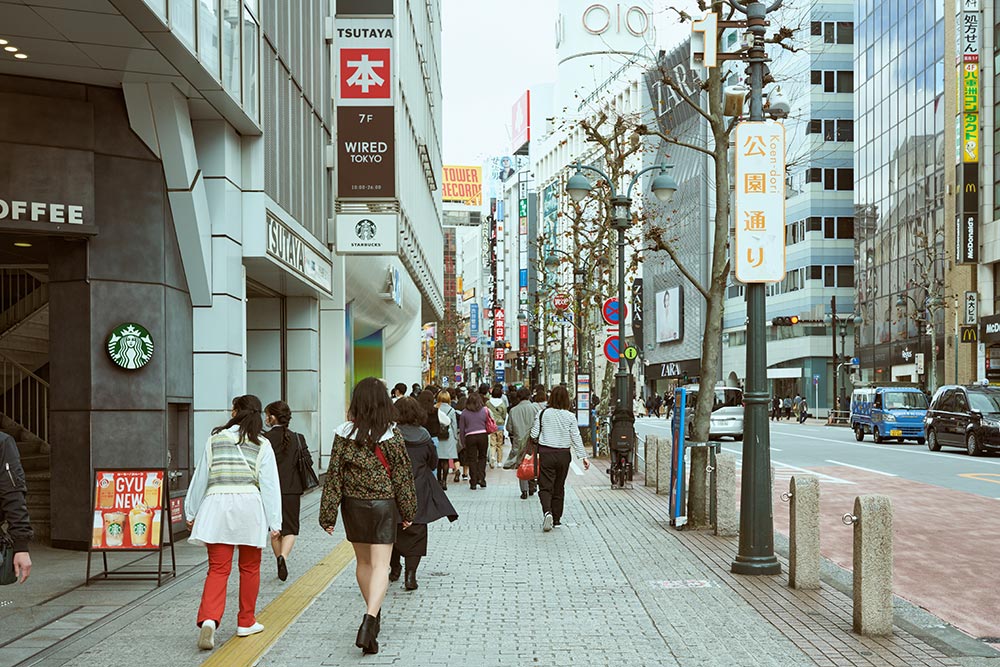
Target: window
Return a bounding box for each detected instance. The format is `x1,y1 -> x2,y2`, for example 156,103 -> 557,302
222,0 -> 241,96
809,265 -> 823,280
837,265 -> 854,286
837,119 -> 854,141
811,21 -> 822,36
814,70 -> 854,92
807,119 -> 822,134
836,168 -> 855,190
172,0 -> 196,48
811,70 -> 823,85
242,5 -> 259,119
198,0 -> 221,78
806,168 -> 823,183
811,20 -> 853,43
836,216 -> 854,238
837,70 -> 854,93
824,266 -> 836,286
824,169 -> 835,190
837,22 -> 854,44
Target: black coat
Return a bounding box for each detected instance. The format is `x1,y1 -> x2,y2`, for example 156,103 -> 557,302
264,426 -> 312,495
0,433 -> 32,552
397,424 -> 458,525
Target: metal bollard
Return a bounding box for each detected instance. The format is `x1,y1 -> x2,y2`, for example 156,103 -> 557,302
713,452 -> 738,537
645,436 -> 659,488
656,433 -> 672,496
848,495 -> 893,636
786,476 -> 820,590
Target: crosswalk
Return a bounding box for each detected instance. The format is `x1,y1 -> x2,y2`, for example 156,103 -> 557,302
719,447 -> 856,485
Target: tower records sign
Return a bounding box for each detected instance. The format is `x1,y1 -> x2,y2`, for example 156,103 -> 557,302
337,106 -> 395,199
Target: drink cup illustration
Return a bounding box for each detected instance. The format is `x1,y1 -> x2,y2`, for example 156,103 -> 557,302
129,504 -> 153,547
104,511 -> 126,547
98,473 -> 114,509
144,474 -> 162,508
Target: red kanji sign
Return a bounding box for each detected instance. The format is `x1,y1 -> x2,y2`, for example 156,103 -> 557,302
340,48 -> 391,100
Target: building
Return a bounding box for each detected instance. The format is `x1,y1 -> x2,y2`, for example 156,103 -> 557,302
0,0 -> 441,549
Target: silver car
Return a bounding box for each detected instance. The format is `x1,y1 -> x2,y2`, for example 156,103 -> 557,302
683,385 -> 745,441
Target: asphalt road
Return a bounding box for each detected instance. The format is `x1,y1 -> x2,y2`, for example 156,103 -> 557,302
635,416 -> 1000,500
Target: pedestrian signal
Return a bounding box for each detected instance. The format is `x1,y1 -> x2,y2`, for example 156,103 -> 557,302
772,316 -> 799,326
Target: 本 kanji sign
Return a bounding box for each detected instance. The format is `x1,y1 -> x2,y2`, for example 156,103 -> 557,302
336,19 -> 393,106
734,121 -> 786,283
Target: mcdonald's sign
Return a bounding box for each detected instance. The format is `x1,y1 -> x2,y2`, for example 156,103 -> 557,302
961,325 -> 978,343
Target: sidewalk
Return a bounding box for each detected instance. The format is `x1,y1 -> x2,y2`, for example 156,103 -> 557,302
3,458 -> 985,666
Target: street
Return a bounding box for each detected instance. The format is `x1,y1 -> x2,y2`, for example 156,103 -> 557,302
636,417 -> 1000,645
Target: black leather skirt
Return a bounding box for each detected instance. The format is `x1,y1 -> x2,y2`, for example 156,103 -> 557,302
341,497 -> 398,545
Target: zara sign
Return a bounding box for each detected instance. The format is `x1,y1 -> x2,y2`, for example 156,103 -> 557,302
582,3 -> 650,36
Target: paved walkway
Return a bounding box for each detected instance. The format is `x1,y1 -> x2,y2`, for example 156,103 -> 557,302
4,457 -> 991,666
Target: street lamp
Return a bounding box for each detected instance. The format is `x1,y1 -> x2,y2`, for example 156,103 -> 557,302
565,160 -> 677,474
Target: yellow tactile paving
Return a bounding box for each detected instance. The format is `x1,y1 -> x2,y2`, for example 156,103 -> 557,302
202,540 -> 354,667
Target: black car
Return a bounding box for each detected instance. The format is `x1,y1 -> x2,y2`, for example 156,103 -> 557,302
924,385 -> 1000,456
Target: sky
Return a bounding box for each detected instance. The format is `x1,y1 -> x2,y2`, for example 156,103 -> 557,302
440,0 -> 558,165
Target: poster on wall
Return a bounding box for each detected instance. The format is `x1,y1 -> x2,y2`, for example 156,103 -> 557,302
655,286 -> 684,343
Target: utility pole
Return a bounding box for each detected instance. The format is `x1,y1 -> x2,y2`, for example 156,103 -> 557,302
831,296 -> 838,414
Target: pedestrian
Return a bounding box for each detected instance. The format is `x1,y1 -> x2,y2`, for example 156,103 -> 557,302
792,393 -> 802,421
771,395 -> 780,421
530,385 -> 590,532
782,396 -> 792,419
486,385 -> 508,469
454,393 -> 472,482
0,431 -> 32,584
418,389 -> 441,446
798,397 -> 809,423
410,383 -> 422,398
186,395 -> 282,651
434,390 -> 460,489
391,383 -> 407,402
262,400 -> 313,583
319,377 -> 418,656
506,388 -> 541,499
663,391 -> 673,419
389,397 -> 458,590
653,393 -> 664,418
458,391 -> 491,490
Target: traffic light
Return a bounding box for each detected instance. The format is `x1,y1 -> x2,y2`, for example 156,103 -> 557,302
772,315 -> 800,326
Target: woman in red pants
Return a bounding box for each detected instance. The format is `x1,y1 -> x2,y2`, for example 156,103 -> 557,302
185,394 -> 282,650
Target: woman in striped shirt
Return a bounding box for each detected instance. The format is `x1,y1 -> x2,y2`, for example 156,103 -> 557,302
529,385 -> 590,532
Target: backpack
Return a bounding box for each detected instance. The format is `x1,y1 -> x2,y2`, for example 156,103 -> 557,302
438,407 -> 452,440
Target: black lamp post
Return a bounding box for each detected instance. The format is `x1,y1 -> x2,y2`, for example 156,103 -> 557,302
566,161 -> 677,473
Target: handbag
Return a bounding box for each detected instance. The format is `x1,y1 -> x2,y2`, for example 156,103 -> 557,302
0,530 -> 16,586
295,433 -> 320,491
516,408 -> 548,481
485,409 -> 498,434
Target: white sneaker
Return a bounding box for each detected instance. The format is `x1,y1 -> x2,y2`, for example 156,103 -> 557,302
237,622 -> 264,637
197,620 -> 216,650
542,513 -> 554,532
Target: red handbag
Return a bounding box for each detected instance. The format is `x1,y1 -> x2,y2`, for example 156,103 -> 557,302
484,408 -> 498,434
516,448 -> 538,480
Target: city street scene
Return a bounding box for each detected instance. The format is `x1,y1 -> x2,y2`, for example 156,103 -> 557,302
0,0 -> 992,666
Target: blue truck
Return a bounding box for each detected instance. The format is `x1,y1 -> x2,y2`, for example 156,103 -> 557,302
849,386 -> 928,444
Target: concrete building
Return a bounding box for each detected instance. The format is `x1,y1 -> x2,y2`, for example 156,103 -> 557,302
0,0 -> 441,549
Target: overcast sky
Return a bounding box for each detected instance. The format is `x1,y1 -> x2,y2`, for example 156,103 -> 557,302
440,0 -> 558,165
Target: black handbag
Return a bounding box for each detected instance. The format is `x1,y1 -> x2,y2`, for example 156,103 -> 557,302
295,433 -> 320,491
0,530 -> 16,585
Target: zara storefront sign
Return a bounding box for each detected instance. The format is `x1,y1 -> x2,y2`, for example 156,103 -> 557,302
335,213 -> 398,255
266,213 -> 333,293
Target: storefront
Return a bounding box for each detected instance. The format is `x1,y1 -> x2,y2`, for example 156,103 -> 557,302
982,314 -> 1000,382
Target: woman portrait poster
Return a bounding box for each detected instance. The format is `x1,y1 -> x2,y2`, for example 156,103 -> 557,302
655,286 -> 683,343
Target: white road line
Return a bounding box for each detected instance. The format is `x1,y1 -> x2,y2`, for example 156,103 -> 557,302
570,461 -> 584,476
825,460 -> 897,477
769,428 -> 1000,466
720,447 -> 855,484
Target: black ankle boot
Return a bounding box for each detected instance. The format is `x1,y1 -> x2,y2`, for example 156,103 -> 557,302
356,614 -> 378,653
404,557 -> 420,590
389,560 -> 401,582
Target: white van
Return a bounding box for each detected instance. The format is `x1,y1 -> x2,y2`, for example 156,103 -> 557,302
682,385 -> 744,441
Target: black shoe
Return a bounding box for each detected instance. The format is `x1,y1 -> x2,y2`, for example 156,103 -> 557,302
454,469 -> 461,482
404,569 -> 418,591
277,555 -> 288,581
470,483 -> 477,490
389,563 -> 401,582
356,614 -> 377,653
479,481 -> 487,488
521,492 -> 528,500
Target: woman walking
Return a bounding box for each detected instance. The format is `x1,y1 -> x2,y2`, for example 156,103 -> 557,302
454,394 -> 471,483
263,400 -> 314,582
319,377 -> 417,655
486,385 -> 508,469
458,391 -> 491,490
186,395 -> 281,651
435,390 -> 460,489
505,388 -> 540,499
418,389 -> 441,446
529,386 -> 590,532
389,397 -> 458,590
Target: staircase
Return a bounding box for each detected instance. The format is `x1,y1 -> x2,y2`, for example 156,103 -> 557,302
0,269 -> 51,542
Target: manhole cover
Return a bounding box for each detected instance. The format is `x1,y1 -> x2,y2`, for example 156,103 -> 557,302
648,580 -> 713,589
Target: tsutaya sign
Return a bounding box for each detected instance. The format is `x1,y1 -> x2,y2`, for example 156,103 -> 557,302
266,212 -> 333,294
733,121 -> 786,283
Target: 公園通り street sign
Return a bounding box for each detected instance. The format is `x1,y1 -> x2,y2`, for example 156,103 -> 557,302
733,121 -> 786,284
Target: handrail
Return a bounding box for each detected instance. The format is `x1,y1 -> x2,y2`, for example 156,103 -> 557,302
0,269 -> 47,338
0,349 -> 49,443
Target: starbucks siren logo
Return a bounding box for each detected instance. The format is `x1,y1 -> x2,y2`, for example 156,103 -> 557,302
355,218 -> 377,241
107,323 -> 154,370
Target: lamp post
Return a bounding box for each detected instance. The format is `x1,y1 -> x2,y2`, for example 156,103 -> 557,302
566,161 -> 677,473
896,293 -> 942,394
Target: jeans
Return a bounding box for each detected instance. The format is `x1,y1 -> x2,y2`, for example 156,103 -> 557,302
537,446 -> 571,523
465,433 -> 489,485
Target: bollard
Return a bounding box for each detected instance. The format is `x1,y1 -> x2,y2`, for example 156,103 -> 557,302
656,432 -> 672,496
787,476 -> 820,590
847,495 -> 893,636
713,452 -> 737,537
645,436 -> 659,488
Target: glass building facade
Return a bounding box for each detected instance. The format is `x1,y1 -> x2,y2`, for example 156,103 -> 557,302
854,0 -> 946,385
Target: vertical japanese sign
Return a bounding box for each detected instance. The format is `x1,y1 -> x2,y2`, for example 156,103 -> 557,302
518,178 -> 529,350
576,374 -> 591,428
469,303 -> 479,342
958,0 -> 980,264
733,121 -> 786,283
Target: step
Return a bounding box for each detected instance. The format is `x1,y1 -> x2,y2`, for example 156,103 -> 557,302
20,453 -> 49,472
15,439 -> 46,457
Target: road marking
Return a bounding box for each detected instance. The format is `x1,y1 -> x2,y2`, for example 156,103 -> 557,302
825,460 -> 897,477
570,461 -> 585,476
202,540 -> 354,666
721,447 -> 854,484
959,473 -> 1000,485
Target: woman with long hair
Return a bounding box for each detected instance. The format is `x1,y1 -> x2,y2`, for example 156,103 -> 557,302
418,389 -> 441,445
458,391 -> 491,490
263,400 -> 314,582
434,390 -> 460,489
186,395 -> 281,651
454,393 -> 471,482
529,385 -> 590,532
319,377 -> 417,655
389,397 -> 458,589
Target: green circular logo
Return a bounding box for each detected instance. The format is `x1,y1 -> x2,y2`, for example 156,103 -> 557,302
107,323 -> 154,370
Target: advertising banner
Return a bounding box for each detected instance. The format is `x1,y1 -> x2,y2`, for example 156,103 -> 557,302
669,388 -> 688,524
334,212 -> 398,254
963,63 -> 979,111
654,286 -> 683,343
511,90 -> 531,153
442,166 -> 482,205
91,469 -> 165,550
733,121 -> 786,283
335,17 -> 393,107
576,374 -> 591,428
469,303 -> 479,342
337,106 -> 395,198
963,112 -> 979,162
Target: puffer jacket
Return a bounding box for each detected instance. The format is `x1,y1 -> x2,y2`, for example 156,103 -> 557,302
0,433 -> 32,553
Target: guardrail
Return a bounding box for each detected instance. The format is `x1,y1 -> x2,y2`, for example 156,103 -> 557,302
827,410 -> 850,426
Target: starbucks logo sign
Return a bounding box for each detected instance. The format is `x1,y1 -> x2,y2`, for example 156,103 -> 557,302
355,218 -> 377,241
107,323 -> 154,370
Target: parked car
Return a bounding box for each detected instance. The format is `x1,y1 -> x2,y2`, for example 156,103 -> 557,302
924,384 -> 1000,456
850,386 -> 928,444
682,385 -> 744,441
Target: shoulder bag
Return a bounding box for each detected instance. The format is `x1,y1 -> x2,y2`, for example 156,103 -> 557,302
485,408 -> 498,434
295,433 -> 320,491
517,408 -> 548,481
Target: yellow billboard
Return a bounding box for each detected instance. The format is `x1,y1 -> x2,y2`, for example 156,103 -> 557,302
442,166 -> 482,206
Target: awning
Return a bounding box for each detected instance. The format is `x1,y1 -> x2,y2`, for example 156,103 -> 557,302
767,368 -> 803,379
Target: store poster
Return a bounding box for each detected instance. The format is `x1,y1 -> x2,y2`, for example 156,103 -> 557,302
91,469 -> 165,550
